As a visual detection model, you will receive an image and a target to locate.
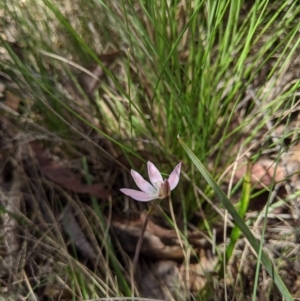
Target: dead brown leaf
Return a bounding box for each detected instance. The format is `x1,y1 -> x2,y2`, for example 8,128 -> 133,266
30,141 -> 110,200
182,248 -> 218,293
138,260 -> 184,300
5,90 -> 21,112
112,212 -> 209,260
285,143 -> 300,178
232,159 -> 286,188
137,250 -> 217,300
61,207 -> 98,261
78,51 -> 120,97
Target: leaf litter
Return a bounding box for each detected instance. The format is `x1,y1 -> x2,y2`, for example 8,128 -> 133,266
30,141 -> 110,200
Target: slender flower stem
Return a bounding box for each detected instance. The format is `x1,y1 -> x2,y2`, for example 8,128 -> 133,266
132,199 -> 161,272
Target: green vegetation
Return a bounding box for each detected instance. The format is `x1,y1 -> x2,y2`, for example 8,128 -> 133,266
1,0 -> 300,300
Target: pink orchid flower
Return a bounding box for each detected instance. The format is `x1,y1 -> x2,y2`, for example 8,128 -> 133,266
120,161 -> 181,202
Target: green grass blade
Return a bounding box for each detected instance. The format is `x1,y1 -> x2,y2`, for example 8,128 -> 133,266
178,136 -> 293,301
226,160 -> 251,262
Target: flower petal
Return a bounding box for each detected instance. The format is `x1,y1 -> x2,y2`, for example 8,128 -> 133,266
120,188 -> 157,202
131,169 -> 157,194
147,161 -> 163,187
168,162 -> 181,190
